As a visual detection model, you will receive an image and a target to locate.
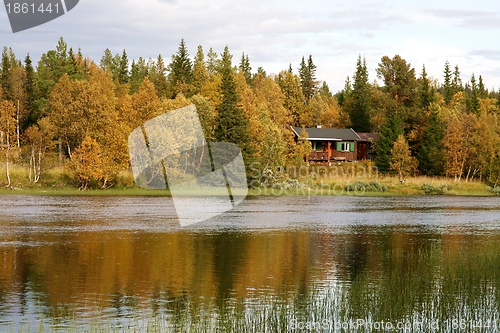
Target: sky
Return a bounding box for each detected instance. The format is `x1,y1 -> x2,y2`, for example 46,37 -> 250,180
1,0 -> 500,92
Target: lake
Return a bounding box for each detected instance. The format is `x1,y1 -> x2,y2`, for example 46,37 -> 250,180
0,195 -> 500,332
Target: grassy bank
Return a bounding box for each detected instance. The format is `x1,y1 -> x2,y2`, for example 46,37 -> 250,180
251,162 -> 496,196
0,163 -> 496,196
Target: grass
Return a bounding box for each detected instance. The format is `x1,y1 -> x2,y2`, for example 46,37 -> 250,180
249,175 -> 493,197
0,163 -> 495,196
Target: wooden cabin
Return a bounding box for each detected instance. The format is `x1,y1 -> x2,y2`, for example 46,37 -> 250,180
291,127 -> 380,164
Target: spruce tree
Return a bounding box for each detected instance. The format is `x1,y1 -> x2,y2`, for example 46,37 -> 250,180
118,49 -> 129,84
154,54 -> 169,97
129,60 -> 142,94
193,46 -> 209,93
23,54 -> 38,128
443,60 -> 453,104
350,56 -> 371,132
319,81 -> 332,98
67,47 -> 84,80
239,52 -> 252,84
376,111 -> 403,172
215,46 -> 252,161
256,67 -> 266,77
419,65 -> 434,109
452,65 -> 463,95
468,73 -> 480,114
478,75 -> 487,98
1,47 -> 13,100
336,76 -> 352,107
169,39 -> 193,87
417,107 -> 445,175
298,55 -> 317,102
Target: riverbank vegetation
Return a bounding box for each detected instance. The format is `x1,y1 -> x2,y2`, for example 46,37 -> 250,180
1,38 -> 500,191
0,162 -> 494,196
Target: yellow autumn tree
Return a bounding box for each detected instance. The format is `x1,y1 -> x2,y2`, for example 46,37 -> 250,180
468,106 -> 500,183
70,136 -> 104,190
129,78 -> 162,129
442,113 -> 476,180
253,75 -> 295,160
293,127 -> 312,165
390,134 -> 418,181
47,65 -> 117,160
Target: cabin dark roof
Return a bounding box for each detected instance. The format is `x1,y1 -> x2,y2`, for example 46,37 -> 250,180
357,132 -> 380,142
292,127 -> 361,141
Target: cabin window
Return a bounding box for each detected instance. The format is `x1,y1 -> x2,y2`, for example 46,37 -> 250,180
312,141 -> 323,151
336,142 -> 355,152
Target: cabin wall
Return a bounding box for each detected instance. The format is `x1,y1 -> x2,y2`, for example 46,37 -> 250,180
308,140 -> 358,162
331,149 -> 357,161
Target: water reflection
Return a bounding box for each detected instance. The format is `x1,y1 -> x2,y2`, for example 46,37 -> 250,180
0,195 -> 499,331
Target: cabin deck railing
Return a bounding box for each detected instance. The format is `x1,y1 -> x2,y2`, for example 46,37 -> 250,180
309,151 -> 329,161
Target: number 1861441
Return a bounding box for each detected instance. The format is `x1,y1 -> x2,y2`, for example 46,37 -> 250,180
5,2 -> 60,14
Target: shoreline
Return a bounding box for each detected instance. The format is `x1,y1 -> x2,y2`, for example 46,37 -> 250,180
0,185 -> 495,197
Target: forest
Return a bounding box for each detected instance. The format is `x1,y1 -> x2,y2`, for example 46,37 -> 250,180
0,37 -> 500,190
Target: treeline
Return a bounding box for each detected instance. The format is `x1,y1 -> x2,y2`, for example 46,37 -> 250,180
0,38 -> 499,189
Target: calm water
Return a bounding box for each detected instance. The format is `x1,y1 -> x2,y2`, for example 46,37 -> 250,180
1,195 -> 500,332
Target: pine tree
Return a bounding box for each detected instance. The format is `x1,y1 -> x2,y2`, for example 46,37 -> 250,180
376,111 -> 404,172
350,56 -> 371,132
215,46 -> 252,161
55,37 -> 68,61
206,47 -> 219,76
100,48 -> 115,73
376,55 -> 417,108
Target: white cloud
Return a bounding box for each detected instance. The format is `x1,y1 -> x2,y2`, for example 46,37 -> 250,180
1,0 -> 500,91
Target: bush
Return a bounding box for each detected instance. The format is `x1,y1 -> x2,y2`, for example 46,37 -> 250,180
422,183 -> 446,195
346,181 -> 387,193
367,181 -> 387,192
489,186 -> 500,195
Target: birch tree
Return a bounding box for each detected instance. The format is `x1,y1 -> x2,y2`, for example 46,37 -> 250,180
390,134 -> 418,181
0,99 -> 16,187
